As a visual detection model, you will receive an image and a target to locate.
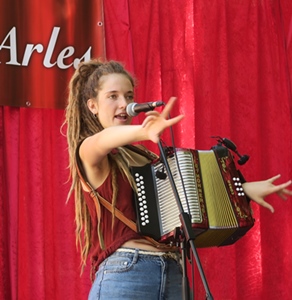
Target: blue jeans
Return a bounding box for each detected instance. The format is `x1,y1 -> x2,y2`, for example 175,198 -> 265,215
88,248 -> 183,300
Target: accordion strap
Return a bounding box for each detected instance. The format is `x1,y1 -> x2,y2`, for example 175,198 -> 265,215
89,185 -> 137,233
75,160 -> 174,250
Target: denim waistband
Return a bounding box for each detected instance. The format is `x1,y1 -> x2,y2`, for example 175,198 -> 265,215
116,247 -> 181,262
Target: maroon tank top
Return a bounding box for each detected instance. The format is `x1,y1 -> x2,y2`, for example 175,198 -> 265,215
82,169 -> 142,275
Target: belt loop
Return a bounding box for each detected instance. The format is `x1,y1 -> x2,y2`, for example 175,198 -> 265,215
133,248 -> 139,264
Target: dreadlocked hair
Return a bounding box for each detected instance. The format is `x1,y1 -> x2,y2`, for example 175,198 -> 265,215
63,58 -> 142,272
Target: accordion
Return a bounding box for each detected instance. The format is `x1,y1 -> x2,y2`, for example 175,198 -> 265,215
131,146 -> 254,247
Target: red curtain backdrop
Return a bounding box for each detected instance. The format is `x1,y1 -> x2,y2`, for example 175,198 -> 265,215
1,1 -> 292,299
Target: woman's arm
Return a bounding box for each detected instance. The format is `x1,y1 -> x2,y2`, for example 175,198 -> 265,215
80,97 -> 184,167
242,174 -> 292,213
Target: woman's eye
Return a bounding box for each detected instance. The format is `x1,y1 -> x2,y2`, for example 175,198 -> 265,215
127,95 -> 134,101
109,94 -> 118,100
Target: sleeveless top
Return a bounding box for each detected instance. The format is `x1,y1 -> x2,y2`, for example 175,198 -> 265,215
82,168 -> 142,276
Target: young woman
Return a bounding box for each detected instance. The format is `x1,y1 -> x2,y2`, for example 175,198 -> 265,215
64,59 -> 292,300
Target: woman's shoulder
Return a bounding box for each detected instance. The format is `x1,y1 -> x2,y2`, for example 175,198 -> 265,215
125,144 -> 158,160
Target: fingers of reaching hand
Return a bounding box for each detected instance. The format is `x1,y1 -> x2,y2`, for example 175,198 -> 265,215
167,114 -> 184,126
277,188 -> 292,200
272,180 -> 292,195
143,98 -> 184,129
142,114 -> 159,128
256,199 -> 274,213
268,174 -> 281,183
266,175 -> 292,199
284,187 -> 292,195
265,203 -> 275,213
159,97 -> 176,117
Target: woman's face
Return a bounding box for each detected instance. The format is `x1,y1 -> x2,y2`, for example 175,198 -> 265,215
90,73 -> 134,128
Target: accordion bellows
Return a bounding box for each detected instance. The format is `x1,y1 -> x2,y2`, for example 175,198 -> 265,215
131,146 -> 254,248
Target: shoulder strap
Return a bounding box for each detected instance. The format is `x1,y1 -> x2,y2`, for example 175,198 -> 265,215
88,181 -> 138,233
74,158 -> 132,226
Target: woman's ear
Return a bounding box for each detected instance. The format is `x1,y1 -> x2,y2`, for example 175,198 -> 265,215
87,99 -> 98,114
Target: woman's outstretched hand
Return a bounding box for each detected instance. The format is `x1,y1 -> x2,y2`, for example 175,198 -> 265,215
242,174 -> 292,213
142,97 -> 184,143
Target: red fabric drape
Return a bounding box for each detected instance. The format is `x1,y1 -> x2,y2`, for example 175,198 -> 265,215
0,107 -> 92,299
1,0 -> 292,299
107,2 -> 292,298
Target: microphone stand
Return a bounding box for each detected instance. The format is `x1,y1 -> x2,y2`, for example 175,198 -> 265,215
158,140 -> 213,300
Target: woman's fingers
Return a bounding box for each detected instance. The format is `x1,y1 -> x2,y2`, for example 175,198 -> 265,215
267,174 -> 282,183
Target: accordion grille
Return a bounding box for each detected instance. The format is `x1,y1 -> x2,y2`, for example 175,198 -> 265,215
154,150 -> 203,236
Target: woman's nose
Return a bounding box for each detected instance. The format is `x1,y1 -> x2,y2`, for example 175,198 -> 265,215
119,96 -> 128,108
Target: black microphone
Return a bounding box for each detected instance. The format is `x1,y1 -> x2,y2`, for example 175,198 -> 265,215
126,101 -> 165,116
221,138 -> 249,165
211,136 -> 250,165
